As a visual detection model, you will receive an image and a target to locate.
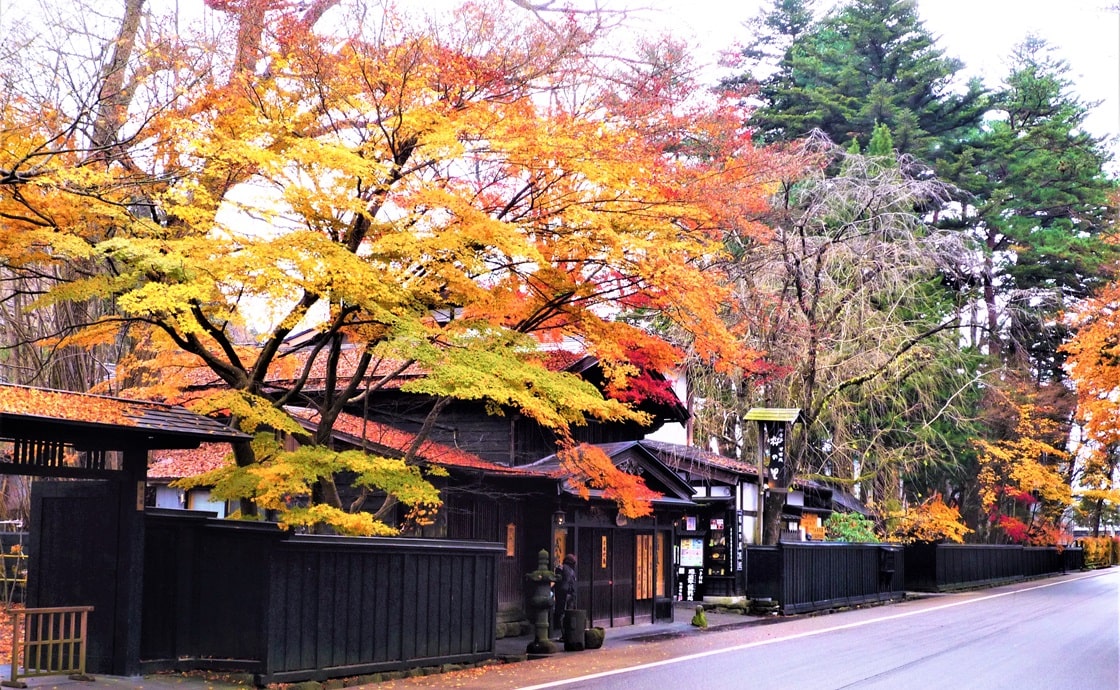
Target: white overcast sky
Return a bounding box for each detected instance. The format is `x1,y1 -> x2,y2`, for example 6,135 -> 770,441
8,0 -> 1115,156
636,0 -> 1119,156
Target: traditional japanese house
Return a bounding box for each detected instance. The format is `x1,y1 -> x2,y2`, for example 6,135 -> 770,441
150,346 -> 699,630
153,347 -> 855,619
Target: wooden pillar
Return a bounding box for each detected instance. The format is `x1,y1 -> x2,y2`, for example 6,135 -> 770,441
114,448 -> 148,676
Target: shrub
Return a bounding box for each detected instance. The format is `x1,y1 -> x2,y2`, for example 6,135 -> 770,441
824,512 -> 879,543
1080,536 -> 1120,568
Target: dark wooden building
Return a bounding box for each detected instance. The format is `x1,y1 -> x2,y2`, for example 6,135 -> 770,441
166,348 -> 698,630
286,409 -> 695,630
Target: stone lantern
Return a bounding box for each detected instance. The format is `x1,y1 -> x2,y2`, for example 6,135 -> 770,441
524,549 -> 559,656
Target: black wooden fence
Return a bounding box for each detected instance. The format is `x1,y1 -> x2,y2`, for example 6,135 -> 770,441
903,543 -> 1084,592
746,542 -> 905,614
141,510 -> 503,685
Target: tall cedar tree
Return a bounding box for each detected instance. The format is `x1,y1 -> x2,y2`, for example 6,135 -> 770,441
731,0 -> 985,161
710,0 -> 987,540
941,37 -> 1118,376
0,0 -> 772,533
934,40 -> 1116,539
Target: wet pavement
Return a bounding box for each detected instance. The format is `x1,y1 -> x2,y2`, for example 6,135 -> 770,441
493,601 -> 763,661
0,602 -> 774,689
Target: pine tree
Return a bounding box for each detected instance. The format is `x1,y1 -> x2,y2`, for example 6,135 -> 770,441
736,0 -> 985,162
941,37 -> 1118,376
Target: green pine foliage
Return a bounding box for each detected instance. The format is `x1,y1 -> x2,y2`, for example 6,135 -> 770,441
734,0 -> 985,161
940,36 -> 1118,378
723,3 -> 1116,543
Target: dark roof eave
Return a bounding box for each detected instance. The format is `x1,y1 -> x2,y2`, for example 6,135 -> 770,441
0,413 -> 249,450
561,486 -> 697,507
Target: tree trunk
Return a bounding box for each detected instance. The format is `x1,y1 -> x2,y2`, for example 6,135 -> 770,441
231,438 -> 258,518
762,487 -> 788,545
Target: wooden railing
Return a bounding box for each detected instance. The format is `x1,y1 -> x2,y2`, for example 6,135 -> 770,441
2,606 -> 94,688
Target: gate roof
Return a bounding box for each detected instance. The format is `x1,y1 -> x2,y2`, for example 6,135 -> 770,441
0,384 -> 249,477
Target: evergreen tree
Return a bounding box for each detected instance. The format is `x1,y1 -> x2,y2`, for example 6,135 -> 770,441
941,37 -> 1118,377
727,0 -> 818,82
935,38 -> 1117,534
735,0 -> 985,162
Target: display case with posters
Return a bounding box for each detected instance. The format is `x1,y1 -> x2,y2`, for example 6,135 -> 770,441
675,516 -> 706,600
705,517 -> 734,596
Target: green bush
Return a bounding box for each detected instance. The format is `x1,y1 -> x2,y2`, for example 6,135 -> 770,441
824,512 -> 880,543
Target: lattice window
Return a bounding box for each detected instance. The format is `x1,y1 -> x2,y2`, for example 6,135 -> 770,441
6,440 -> 119,471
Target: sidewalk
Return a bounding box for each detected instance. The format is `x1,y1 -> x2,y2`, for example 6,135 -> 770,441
0,601 -> 767,689
493,599 -> 764,661
0,671 -> 254,689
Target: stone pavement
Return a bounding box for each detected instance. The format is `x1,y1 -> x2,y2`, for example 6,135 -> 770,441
493,600 -> 763,661
0,672 -> 254,689
0,602 -> 768,689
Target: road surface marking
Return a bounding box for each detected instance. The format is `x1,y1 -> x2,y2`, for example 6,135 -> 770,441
515,570 -> 1112,690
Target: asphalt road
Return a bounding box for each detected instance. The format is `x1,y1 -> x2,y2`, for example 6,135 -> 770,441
379,569 -> 1119,690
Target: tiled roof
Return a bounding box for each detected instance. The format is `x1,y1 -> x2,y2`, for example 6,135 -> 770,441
148,444 -> 232,479
638,439 -> 759,475
175,349 -> 426,391
177,344 -> 647,395
291,409 -> 548,477
0,384 -> 249,446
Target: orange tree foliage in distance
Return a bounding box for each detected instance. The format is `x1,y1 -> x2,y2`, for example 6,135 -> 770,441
884,493 -> 971,544
972,402 -> 1073,545
1062,279 -> 1120,536
0,0 -> 776,532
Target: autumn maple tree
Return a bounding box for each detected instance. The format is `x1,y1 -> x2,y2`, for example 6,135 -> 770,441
1062,278 -> 1120,537
972,398 -> 1073,545
884,493 -> 971,544
0,0 -> 772,533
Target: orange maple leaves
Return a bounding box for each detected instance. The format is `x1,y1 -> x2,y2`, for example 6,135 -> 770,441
0,384 -> 153,428
885,493 -> 971,544
557,444 -> 661,519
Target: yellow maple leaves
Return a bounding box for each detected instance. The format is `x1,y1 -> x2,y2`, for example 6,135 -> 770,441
973,401 -> 1072,543
885,494 -> 971,544
2,0 -> 779,530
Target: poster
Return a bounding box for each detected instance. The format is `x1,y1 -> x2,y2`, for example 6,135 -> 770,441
679,537 -> 704,567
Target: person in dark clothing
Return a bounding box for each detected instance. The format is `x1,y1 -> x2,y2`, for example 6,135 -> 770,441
553,553 -> 577,637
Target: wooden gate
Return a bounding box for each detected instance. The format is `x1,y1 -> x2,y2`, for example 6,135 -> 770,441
3,606 -> 94,687
27,481 -> 128,675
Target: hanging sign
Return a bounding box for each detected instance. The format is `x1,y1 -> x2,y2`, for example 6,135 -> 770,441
763,420 -> 787,479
